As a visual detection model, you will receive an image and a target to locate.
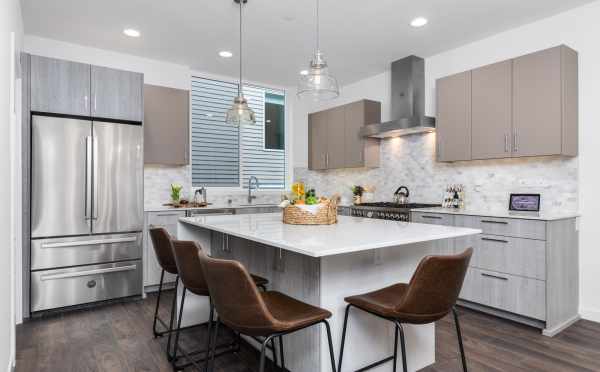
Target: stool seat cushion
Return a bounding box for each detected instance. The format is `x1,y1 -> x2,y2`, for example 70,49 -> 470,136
345,283 -> 408,318
262,291 -> 332,333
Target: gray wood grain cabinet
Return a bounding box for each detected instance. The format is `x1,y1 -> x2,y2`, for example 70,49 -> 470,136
411,210 -> 579,337
91,66 -> 144,122
143,84 -> 190,165
436,71 -> 471,162
436,45 -> 578,162
308,100 -> 381,170
30,55 -> 91,116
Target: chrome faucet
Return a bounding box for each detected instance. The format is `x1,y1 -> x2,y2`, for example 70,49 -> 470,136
248,176 -> 260,204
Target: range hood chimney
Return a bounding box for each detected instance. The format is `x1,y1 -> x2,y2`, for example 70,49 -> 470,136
360,55 -> 435,138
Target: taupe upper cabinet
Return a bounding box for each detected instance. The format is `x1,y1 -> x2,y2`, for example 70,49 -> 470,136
436,45 -> 578,162
471,60 -> 512,159
30,55 -> 91,116
144,84 -> 190,165
436,71 -> 471,162
512,46 -> 578,157
308,100 -> 381,170
91,66 -> 144,122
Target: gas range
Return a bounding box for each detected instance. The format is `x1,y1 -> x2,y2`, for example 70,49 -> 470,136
350,202 -> 441,221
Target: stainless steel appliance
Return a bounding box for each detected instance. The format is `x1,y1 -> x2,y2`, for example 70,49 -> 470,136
350,202 -> 440,221
30,115 -> 143,312
393,186 -> 410,205
360,55 -> 436,138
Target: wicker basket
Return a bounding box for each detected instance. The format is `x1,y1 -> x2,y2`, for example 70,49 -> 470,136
282,200 -> 338,225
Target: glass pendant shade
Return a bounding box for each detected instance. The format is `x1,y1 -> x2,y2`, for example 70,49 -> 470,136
297,51 -> 339,101
226,95 -> 256,125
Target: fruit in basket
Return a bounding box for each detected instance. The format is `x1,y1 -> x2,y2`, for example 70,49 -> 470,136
306,196 -> 318,205
295,199 -> 305,205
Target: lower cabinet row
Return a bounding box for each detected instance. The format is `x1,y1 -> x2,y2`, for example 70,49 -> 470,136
411,211 -> 579,336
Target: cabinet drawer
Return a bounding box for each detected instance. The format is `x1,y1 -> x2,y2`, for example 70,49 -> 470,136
472,235 -> 546,280
147,211 -> 186,226
454,215 -> 546,240
460,268 -> 546,320
411,212 -> 453,226
31,260 -> 142,312
31,233 -> 142,271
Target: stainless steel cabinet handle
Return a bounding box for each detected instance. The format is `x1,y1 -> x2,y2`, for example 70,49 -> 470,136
41,236 -> 138,249
94,95 -> 97,113
84,136 -> 92,219
504,134 -> 509,152
92,137 -> 99,220
421,215 -> 443,219
84,95 -> 89,111
481,272 -> 508,281
156,213 -> 182,217
480,220 -> 508,225
326,153 -> 329,167
513,132 -> 518,152
40,265 -> 137,281
481,237 -> 509,244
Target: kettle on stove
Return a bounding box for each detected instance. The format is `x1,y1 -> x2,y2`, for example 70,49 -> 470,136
393,186 -> 410,205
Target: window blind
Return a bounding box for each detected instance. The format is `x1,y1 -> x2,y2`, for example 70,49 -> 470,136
191,76 -> 286,189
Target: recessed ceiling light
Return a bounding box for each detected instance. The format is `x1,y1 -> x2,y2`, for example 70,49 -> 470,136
219,51 -> 233,58
410,17 -> 428,28
300,70 -> 309,76
123,28 -> 141,37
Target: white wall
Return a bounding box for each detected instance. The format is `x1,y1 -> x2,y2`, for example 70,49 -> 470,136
293,0 -> 600,321
1,0 -> 23,370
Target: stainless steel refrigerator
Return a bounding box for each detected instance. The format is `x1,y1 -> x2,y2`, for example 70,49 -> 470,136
30,114 -> 143,312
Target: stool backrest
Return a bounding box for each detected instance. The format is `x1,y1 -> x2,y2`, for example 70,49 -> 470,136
398,248 -> 472,318
148,226 -> 177,274
171,240 -> 209,295
197,250 -> 276,331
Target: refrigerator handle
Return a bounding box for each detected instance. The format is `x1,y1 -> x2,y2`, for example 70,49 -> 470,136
85,136 -> 92,220
92,136 -> 99,220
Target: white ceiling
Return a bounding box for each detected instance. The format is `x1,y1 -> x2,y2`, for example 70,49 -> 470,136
22,0 -> 593,87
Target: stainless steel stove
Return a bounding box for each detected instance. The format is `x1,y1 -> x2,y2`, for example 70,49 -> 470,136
350,202 -> 441,221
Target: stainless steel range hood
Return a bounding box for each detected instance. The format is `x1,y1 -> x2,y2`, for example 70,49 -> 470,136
360,55 -> 435,138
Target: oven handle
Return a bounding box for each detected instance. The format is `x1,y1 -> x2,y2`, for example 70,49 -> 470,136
41,236 -> 138,249
40,265 -> 137,281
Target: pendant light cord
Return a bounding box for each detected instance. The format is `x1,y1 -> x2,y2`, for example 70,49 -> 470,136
316,0 -> 320,52
239,0 -> 243,96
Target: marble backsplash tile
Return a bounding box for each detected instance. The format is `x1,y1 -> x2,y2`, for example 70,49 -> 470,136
294,133 -> 578,214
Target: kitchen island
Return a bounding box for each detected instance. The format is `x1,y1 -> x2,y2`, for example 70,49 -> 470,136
177,214 -> 481,372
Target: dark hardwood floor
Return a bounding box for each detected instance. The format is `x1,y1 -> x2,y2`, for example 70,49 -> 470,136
16,291 -> 600,372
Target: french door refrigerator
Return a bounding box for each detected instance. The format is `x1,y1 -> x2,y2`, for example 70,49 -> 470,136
30,114 -> 143,312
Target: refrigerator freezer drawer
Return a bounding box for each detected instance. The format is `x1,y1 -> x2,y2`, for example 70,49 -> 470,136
31,260 -> 142,312
31,233 -> 142,271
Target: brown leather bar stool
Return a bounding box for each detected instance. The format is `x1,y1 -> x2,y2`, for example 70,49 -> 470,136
148,226 -> 182,361
338,248 -> 473,372
170,240 -> 270,371
198,249 -> 338,372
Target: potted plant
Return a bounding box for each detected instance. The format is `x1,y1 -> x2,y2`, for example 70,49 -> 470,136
351,185 -> 364,205
171,183 -> 183,206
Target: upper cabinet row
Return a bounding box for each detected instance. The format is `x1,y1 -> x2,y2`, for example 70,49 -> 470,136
30,55 -> 143,122
436,45 -> 578,162
308,100 -> 381,170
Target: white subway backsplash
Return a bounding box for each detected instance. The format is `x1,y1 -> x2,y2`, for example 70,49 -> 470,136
294,133 -> 578,214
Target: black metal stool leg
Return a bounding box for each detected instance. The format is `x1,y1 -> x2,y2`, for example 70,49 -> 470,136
278,336 -> 285,371
152,270 -> 165,337
394,321 -> 408,372
270,337 -> 278,370
165,276 -> 179,361
393,323 -> 399,372
259,335 -> 274,372
453,307 -> 468,372
323,320 -> 337,372
203,301 -> 214,372
208,318 -> 221,372
171,286 -> 187,364
337,304 -> 352,372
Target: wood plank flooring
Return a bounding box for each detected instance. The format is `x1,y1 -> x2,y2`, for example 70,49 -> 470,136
16,290 -> 600,372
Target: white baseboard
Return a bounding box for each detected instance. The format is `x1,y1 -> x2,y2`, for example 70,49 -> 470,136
580,307 -> 600,323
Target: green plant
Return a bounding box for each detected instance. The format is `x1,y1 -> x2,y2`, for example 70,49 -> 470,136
171,183 -> 183,202
351,185 -> 364,196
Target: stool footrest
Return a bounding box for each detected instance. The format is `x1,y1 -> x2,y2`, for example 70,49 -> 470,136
355,355 -> 395,372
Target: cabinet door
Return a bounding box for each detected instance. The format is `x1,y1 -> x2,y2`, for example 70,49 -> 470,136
145,211 -> 186,287
512,47 -> 562,157
326,105 -> 346,169
436,71 -> 471,161
471,60 -> 512,159
91,66 -> 143,121
30,55 -> 91,116
144,84 -> 190,165
308,111 -> 328,170
344,101 -> 365,168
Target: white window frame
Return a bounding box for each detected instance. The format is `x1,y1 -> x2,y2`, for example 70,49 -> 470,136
262,90 -> 286,153
189,73 -> 291,192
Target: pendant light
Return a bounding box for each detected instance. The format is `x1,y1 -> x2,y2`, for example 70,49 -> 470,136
297,0 -> 340,101
226,0 -> 256,125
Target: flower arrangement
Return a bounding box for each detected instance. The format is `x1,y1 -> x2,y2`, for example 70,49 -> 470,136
170,183 -> 183,204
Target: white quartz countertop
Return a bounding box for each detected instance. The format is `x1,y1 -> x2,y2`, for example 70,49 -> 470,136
145,203 -> 278,212
412,207 -> 580,221
179,214 -> 481,257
